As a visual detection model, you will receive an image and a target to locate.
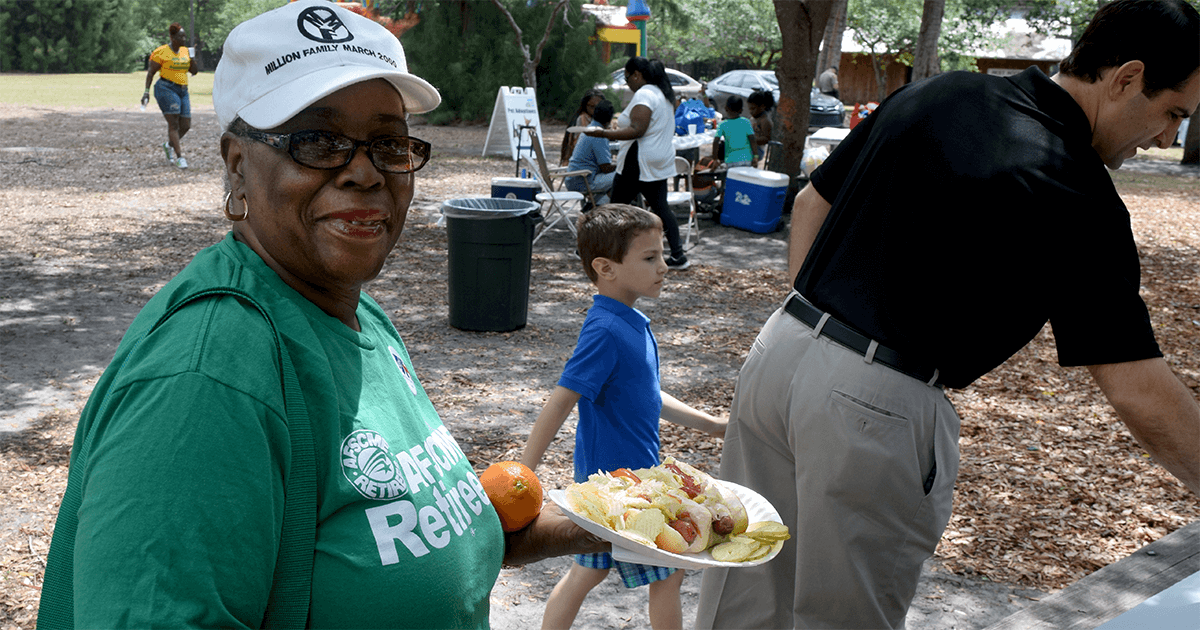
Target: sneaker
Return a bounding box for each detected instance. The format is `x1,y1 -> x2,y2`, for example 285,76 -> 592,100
175,156 -> 188,169
161,142 -> 172,161
665,254 -> 691,270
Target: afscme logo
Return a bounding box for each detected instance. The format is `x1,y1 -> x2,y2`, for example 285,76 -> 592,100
341,430 -> 407,500
297,6 -> 354,44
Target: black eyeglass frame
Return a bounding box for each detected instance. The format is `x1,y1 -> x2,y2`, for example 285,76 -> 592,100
240,129 -> 432,174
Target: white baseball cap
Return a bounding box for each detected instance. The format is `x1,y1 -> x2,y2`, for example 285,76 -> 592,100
213,0 -> 440,131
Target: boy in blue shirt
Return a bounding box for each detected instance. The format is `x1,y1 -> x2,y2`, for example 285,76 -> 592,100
521,204 -> 727,629
712,95 -> 756,167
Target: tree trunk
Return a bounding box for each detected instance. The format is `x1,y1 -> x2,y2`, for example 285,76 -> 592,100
870,52 -> 888,102
773,0 -> 834,185
490,0 -> 570,90
911,0 -> 945,82
816,0 -> 847,76
1183,101 -> 1199,165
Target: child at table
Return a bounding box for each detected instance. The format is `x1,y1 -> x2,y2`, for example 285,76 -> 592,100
712,95 -> 756,168
521,204 -> 727,630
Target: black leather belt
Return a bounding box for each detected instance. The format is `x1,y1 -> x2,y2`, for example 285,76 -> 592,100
784,295 -> 943,387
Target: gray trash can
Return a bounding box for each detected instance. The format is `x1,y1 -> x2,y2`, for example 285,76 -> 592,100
442,198 -> 539,332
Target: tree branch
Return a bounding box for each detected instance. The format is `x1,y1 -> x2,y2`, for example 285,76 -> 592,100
490,0 -> 530,59
531,0 -> 570,70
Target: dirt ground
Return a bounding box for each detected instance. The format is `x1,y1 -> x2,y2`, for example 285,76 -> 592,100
1,101 -> 1197,630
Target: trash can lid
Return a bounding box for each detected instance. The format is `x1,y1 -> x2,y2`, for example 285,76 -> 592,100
440,197 -> 539,219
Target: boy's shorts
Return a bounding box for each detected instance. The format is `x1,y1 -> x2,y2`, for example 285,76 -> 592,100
576,552 -> 677,588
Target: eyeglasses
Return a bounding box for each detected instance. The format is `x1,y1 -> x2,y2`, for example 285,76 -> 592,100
241,129 -> 431,174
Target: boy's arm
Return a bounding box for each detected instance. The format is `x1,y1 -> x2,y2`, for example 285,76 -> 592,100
521,386 -> 583,472
660,392 -> 727,439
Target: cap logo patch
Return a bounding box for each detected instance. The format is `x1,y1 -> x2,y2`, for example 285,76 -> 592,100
297,6 -> 354,43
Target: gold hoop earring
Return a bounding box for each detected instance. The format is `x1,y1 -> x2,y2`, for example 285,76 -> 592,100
223,192 -> 250,221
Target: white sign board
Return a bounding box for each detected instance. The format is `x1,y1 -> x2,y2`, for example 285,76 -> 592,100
482,86 -> 546,161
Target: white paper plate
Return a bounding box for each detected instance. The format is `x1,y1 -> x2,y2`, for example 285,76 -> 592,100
565,126 -> 590,134
548,480 -> 784,570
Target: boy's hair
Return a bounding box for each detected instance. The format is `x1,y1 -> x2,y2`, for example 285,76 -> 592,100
725,95 -> 744,114
1058,0 -> 1199,97
577,204 -> 663,283
592,99 -> 615,127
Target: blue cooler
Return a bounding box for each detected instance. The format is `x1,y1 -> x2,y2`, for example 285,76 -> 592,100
491,177 -> 540,202
720,167 -> 790,233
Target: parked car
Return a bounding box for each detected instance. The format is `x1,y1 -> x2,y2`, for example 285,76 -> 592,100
705,69 -> 845,128
597,67 -> 704,109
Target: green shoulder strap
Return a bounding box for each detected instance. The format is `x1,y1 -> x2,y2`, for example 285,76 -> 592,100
37,288 -> 316,630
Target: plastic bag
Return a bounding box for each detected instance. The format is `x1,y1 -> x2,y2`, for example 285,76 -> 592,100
675,100 -> 714,135
801,145 -> 830,177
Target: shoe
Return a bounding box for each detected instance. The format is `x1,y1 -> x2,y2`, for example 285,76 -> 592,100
665,254 -> 690,270
161,142 -> 172,161
175,156 -> 188,169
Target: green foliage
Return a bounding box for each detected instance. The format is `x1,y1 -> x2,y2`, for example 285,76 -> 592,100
400,0 -> 608,124
209,0 -> 288,57
649,0 -> 780,68
128,0 -> 230,59
847,0 -> 1007,71
0,0 -> 139,72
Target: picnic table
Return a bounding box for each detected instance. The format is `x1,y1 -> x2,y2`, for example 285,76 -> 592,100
983,520 -> 1200,630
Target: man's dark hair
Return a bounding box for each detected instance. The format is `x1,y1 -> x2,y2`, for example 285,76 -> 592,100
726,95 -> 744,114
1059,0 -> 1200,96
592,99 -> 614,127
576,204 -> 662,283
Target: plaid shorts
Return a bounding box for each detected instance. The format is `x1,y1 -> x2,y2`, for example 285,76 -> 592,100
575,552 -> 677,588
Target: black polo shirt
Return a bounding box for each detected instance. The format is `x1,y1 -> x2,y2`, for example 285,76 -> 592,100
802,67 -> 1161,389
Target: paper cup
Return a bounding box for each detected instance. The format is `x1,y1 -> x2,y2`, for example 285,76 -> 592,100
689,124 -> 698,135
188,47 -> 195,57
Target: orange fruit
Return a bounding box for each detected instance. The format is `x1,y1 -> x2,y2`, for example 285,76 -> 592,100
480,461 -> 543,532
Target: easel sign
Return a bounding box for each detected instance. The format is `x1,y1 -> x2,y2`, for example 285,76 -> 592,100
482,86 -> 546,161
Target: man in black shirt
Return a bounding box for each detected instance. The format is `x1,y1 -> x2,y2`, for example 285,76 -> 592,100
696,2 -> 1200,629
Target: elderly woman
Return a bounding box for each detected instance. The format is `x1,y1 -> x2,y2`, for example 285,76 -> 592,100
584,57 -> 690,270
39,2 -> 602,628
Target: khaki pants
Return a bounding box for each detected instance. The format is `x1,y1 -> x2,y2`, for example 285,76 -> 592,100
695,299 -> 960,629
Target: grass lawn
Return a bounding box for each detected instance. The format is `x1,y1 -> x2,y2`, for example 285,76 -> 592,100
0,72 -> 214,109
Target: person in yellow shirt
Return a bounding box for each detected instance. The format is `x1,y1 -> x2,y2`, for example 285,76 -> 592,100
142,23 -> 198,169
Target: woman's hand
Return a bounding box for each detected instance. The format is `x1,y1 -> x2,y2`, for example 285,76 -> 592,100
141,92 -> 150,107
503,502 -> 609,567
581,127 -> 606,138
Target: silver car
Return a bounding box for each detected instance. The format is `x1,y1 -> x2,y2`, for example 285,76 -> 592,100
598,67 -> 704,108
706,69 -> 844,128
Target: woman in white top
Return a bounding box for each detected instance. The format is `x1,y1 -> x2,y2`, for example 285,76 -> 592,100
583,57 -> 690,269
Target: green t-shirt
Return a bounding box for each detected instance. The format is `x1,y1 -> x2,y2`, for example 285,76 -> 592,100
42,233 -> 505,629
716,116 -> 755,164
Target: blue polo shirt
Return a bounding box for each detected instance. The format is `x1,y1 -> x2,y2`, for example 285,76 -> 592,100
559,295 -> 662,482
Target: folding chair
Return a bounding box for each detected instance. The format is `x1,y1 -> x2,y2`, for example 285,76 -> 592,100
527,128 -> 598,208
666,156 -> 699,251
522,155 -> 588,245
762,140 -> 784,173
